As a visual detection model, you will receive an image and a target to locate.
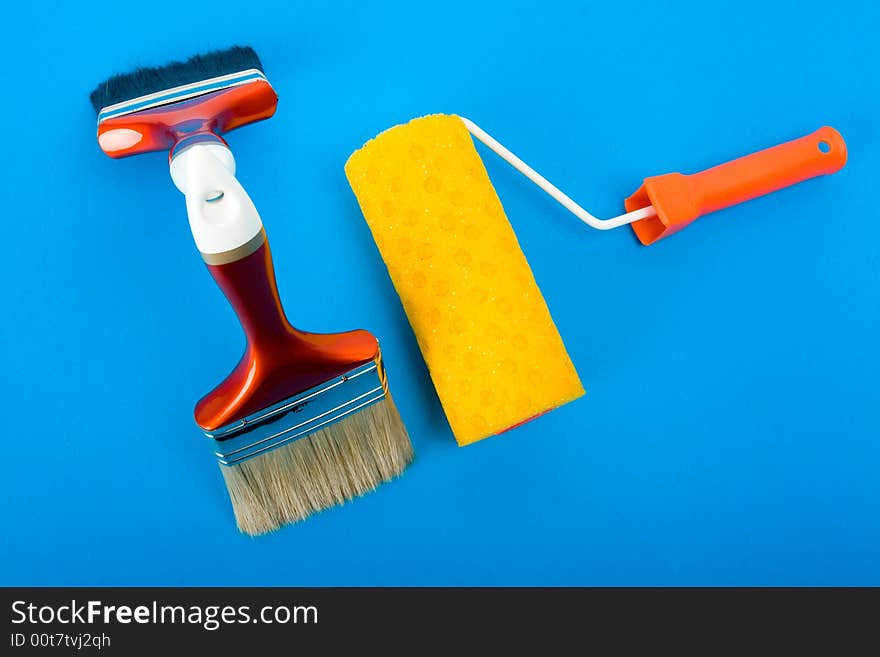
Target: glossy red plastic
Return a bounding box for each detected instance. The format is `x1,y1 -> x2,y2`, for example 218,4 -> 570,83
97,77 -> 378,431
96,80 -> 278,159
195,240 -> 380,432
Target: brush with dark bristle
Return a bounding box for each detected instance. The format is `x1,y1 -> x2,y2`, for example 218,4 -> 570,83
90,46 -> 414,535
89,46 -> 263,113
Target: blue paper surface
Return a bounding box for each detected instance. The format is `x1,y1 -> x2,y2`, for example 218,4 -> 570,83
1,0 -> 877,585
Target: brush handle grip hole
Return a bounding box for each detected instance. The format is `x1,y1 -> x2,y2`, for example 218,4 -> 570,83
818,140 -> 831,153
205,190 -> 225,203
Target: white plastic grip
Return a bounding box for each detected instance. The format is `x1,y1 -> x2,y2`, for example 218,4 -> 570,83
169,143 -> 263,256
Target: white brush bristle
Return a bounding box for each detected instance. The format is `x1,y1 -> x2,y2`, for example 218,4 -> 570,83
219,395 -> 413,535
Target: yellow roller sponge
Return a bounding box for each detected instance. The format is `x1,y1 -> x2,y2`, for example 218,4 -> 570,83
345,114 -> 584,446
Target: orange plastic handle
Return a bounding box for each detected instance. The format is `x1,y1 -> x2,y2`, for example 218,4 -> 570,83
626,127 -> 847,245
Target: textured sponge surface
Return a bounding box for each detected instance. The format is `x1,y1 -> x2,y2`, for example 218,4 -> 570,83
345,114 -> 584,445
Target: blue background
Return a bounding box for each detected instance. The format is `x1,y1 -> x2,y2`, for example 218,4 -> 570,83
1,0 -> 877,585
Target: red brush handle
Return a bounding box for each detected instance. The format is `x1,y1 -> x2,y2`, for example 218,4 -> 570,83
194,236 -> 379,431
207,239 -> 292,342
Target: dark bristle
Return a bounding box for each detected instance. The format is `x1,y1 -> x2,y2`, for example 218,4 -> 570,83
89,46 -> 264,115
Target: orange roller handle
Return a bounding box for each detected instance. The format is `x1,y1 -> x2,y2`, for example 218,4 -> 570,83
626,127 -> 848,245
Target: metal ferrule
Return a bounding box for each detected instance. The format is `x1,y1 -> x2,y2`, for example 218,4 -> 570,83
170,133 -> 228,160
97,69 -> 267,124
206,359 -> 388,466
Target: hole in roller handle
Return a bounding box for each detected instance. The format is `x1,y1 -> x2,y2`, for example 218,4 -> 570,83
626,126 -> 848,245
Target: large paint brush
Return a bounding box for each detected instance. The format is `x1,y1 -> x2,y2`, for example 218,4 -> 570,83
91,47 -> 413,535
